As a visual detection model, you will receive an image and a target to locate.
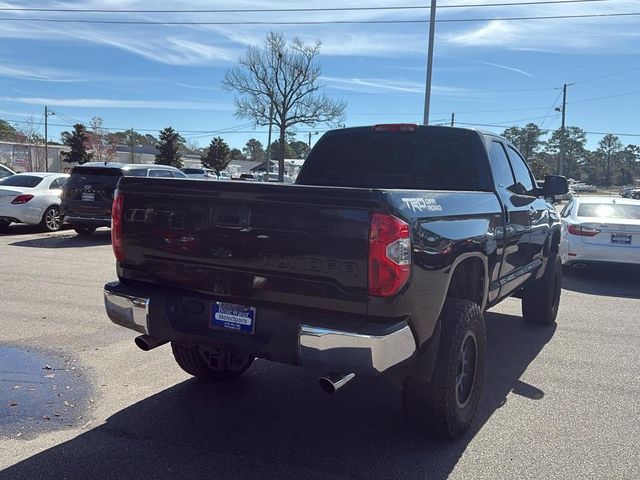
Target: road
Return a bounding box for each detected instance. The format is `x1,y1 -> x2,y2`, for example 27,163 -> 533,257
1,225 -> 639,479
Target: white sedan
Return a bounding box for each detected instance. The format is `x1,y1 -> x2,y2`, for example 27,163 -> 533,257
559,196 -> 640,268
0,172 -> 69,232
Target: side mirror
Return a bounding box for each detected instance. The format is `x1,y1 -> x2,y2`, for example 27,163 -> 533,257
542,175 -> 568,196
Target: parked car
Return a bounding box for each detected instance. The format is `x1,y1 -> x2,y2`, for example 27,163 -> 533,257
0,163 -> 15,180
619,186 -> 635,198
630,188 -> 640,200
181,167 -> 216,180
237,173 -> 259,181
217,171 -> 231,181
0,172 -> 69,231
266,172 -> 294,183
103,124 -> 567,439
61,162 -> 188,236
572,183 -> 597,193
559,196 -> 640,268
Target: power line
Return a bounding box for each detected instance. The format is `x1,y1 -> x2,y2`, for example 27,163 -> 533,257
0,1 -> 612,14
569,89 -> 640,104
573,66 -> 640,85
0,12 -> 638,25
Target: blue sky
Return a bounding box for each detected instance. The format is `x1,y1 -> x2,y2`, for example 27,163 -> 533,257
1,0 -> 639,150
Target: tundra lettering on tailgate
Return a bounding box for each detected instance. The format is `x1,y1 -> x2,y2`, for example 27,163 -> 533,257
261,254 -> 359,277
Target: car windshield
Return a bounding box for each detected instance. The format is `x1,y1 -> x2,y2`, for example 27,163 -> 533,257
182,169 -> 204,174
577,203 -> 640,220
0,175 -> 43,187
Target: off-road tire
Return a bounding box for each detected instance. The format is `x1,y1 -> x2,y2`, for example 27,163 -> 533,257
402,299 -> 486,440
40,206 -> 63,232
522,255 -> 562,326
74,225 -> 97,236
171,342 -> 253,381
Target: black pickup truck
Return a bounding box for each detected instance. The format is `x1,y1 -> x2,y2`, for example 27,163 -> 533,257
104,124 -> 568,439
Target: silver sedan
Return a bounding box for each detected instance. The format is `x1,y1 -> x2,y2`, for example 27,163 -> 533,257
559,196 -> 640,268
0,172 -> 69,232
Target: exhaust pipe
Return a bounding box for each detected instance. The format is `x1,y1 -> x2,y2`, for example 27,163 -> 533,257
572,262 -> 587,269
318,372 -> 356,394
134,335 -> 168,351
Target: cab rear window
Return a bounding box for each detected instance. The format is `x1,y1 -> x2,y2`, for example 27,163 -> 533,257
297,130 -> 491,191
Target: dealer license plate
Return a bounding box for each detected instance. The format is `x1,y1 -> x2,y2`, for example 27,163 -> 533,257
81,192 -> 95,201
611,233 -> 632,245
210,302 -> 255,334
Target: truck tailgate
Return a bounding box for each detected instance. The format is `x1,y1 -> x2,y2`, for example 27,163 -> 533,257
117,178 -> 379,315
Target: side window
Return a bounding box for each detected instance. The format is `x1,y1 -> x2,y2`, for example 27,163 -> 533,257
172,171 -> 188,178
125,169 -> 147,177
49,177 -> 66,189
560,201 -> 573,218
489,141 -> 516,191
506,146 -> 535,195
148,169 -> 172,178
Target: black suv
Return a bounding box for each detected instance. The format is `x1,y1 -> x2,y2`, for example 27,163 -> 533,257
61,162 -> 188,236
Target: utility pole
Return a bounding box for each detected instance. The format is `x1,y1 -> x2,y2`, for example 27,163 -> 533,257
422,0 -> 437,125
44,106 -> 48,172
130,128 -> 135,164
266,99 -> 274,173
307,131 -> 318,148
450,113 -> 455,127
556,83 -> 573,176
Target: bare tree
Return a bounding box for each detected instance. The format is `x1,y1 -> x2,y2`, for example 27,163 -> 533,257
15,117 -> 46,172
224,32 -> 345,181
86,117 -> 116,163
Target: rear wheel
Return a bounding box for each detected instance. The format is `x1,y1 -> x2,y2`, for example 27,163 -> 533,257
522,255 -> 562,326
171,343 -> 254,381
402,299 -> 486,439
40,206 -> 62,232
0,219 -> 11,231
73,225 -> 97,236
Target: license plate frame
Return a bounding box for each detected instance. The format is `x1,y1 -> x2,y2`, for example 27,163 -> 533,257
210,302 -> 255,335
611,233 -> 632,245
81,192 -> 95,202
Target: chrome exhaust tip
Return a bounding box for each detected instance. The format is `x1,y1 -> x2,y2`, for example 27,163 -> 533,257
318,372 -> 356,394
134,335 -> 169,351
572,262 -> 587,269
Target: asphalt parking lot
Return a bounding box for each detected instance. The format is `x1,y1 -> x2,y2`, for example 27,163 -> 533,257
1,225 -> 639,479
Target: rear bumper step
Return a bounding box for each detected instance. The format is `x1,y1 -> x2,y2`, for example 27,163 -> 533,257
103,282 -> 417,375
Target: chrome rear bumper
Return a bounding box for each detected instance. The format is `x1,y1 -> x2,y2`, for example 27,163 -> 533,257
104,289 -> 149,334
104,286 -> 417,375
299,324 -> 416,374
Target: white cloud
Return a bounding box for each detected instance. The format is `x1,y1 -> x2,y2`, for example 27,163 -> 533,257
0,0 -> 638,66
479,61 -> 533,77
0,63 -> 86,82
1,96 -> 232,110
177,83 -> 220,91
321,76 -> 477,96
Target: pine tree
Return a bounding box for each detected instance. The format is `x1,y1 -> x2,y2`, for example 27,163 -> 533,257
201,137 -> 231,172
155,127 -> 185,168
61,124 -> 93,164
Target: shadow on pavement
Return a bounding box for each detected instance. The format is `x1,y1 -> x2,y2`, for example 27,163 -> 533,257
8,230 -> 111,249
0,224 -> 71,236
563,264 -> 640,299
0,312 -> 555,480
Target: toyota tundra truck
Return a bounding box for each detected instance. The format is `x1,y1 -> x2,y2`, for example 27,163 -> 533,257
103,124 -> 568,439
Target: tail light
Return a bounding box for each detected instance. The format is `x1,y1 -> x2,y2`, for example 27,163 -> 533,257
111,190 -> 124,261
567,224 -> 600,237
11,194 -> 34,204
369,213 -> 411,297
